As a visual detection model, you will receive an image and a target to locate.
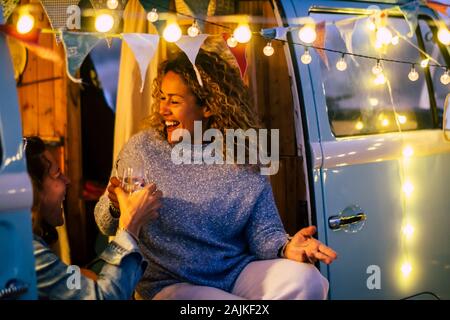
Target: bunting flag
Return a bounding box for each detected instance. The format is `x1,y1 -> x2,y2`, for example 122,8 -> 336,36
174,34 -> 209,87
1,0 -> 19,22
399,0 -> 420,37
0,24 -> 62,64
260,26 -> 289,41
138,0 -> 170,35
61,31 -> 101,82
313,21 -> 329,69
122,33 -> 159,92
222,33 -> 247,78
335,18 -> 359,67
40,0 -> 80,41
175,0 -> 212,31
425,0 -> 449,16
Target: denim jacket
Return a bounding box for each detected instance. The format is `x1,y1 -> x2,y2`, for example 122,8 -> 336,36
33,230 -> 147,300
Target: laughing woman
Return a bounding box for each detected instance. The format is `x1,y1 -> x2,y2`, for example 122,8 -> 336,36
94,49 -> 337,300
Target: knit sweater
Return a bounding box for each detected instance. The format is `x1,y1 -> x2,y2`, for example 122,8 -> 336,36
94,129 -> 288,299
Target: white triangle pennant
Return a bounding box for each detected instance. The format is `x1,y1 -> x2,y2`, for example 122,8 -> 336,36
174,34 -> 209,87
122,33 -> 160,93
335,18 -> 359,67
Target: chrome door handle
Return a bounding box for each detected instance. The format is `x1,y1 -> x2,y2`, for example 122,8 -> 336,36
0,279 -> 29,300
329,212 -> 366,230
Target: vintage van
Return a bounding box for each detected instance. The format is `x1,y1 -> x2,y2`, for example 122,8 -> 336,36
0,0 -> 449,300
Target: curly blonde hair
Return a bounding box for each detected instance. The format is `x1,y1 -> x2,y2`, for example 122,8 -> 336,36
142,49 -> 262,166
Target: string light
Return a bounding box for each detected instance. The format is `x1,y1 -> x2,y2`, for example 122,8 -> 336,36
391,35 -> 399,45
233,24 -> 252,43
437,27 -> 450,46
402,181 -> 414,198
401,262 -> 412,277
376,26 -> 393,45
355,121 -> 364,130
95,14 -> 114,33
372,60 -> 383,75
147,8 -> 159,23
263,42 -> 274,56
163,22 -> 182,42
441,69 -> 450,85
374,73 -> 386,85
106,0 -> 119,10
397,114 -> 408,125
298,24 -> 317,44
188,20 -> 200,37
420,58 -> 429,68
300,48 -> 312,64
408,65 -> 419,82
16,13 -> 35,34
226,36 -> 238,48
336,54 -> 347,71
402,146 -> 413,157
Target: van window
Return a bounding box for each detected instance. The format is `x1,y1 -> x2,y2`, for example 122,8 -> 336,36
310,13 -> 437,137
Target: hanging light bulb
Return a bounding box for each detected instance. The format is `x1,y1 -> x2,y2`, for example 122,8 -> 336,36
391,35 -> 399,45
374,73 -> 386,85
367,19 -> 376,31
336,54 -> 347,71
301,48 -> 312,65
437,27 -> 450,46
233,24 -> 252,43
376,26 -> 393,45
16,13 -> 35,34
420,58 -> 429,68
408,65 -> 419,82
188,20 -> 200,37
227,36 -> 238,48
95,13 -> 114,33
263,42 -> 274,56
163,22 -> 182,42
372,60 -> 383,75
441,69 -> 450,85
107,0 -> 119,10
298,24 -> 317,44
147,8 -> 159,23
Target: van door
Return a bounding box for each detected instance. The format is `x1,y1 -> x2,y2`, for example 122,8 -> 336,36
284,0 -> 450,299
0,10 -> 37,299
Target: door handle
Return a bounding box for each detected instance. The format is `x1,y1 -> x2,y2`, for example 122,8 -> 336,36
0,279 -> 29,300
329,212 -> 366,230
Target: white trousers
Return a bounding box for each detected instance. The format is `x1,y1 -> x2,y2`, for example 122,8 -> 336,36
152,259 -> 329,300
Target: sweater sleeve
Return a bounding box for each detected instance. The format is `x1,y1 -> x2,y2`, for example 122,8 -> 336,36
245,179 -> 288,259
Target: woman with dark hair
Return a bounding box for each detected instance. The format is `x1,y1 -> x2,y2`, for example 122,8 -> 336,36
25,136 -> 161,299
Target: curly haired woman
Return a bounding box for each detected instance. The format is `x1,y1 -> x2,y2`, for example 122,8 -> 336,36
94,49 -> 337,300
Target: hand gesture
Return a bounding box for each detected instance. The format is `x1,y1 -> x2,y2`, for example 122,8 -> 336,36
284,226 -> 337,265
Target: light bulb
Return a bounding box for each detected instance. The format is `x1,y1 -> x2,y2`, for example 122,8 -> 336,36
408,66 -> 419,82
227,36 -> 238,48
233,25 -> 252,43
398,115 -> 407,125
403,224 -> 414,239
298,24 -> 317,44
188,21 -> 200,37
381,118 -> 389,127
367,20 -> 376,31
336,55 -> 347,71
401,262 -> 412,277
16,13 -> 35,34
420,58 -> 429,68
95,14 -> 114,33
440,70 -> 450,85
163,23 -> 182,43
263,42 -> 274,56
147,8 -> 159,23
301,48 -> 312,64
374,73 -> 386,85
107,0 -> 119,10
402,146 -> 413,157
376,26 -> 392,45
372,61 -> 383,75
403,181 -> 414,197
355,121 -> 364,130
437,27 -> 450,46
391,35 -> 399,45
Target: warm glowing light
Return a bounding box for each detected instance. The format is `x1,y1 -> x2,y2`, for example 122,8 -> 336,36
374,39 -> 383,49
437,27 -> 450,46
376,27 -> 393,45
374,73 -> 386,85
398,115 -> 407,125
298,25 -> 317,44
420,58 -> 429,68
401,262 -> 412,277
163,23 -> 182,42
440,70 -> 450,85
187,21 -> 200,37
391,35 -> 399,45
403,181 -> 414,197
263,42 -> 274,56
355,121 -> 364,130
336,55 -> 347,71
408,66 -> 419,82
233,25 -> 252,43
147,8 -> 159,22
381,118 -> 389,127
107,0 -> 119,9
403,146 -> 413,158
369,98 -> 379,106
367,20 -> 376,31
403,224 -> 414,239
95,14 -> 114,33
16,13 -> 35,34
372,61 -> 383,75
301,48 -> 312,64
227,36 -> 238,48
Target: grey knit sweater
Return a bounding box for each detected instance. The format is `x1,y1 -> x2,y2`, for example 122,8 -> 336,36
94,129 -> 288,299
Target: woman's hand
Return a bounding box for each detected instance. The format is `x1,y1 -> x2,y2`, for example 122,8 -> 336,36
115,183 -> 162,239
284,226 -> 337,265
